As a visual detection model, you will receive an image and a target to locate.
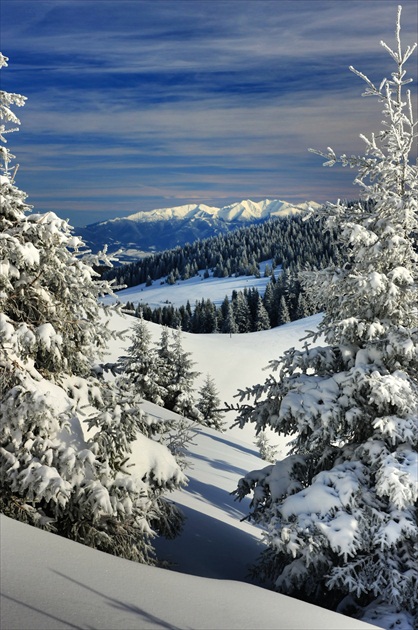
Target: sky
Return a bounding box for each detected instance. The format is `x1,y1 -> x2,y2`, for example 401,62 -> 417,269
1,0 -> 417,227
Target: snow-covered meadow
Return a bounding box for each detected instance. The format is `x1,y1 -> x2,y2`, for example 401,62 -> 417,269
108,259 -> 276,309
1,304 -> 381,630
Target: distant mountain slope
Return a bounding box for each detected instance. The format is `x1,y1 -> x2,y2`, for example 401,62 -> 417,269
76,199 -> 319,262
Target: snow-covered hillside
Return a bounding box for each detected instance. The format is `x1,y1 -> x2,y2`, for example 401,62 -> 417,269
105,307 -> 319,449
1,512 -> 378,630
75,198 -> 320,261
1,310 -> 380,630
108,259 -> 275,309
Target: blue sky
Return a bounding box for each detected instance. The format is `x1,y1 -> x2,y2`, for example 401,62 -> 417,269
1,0 -> 417,227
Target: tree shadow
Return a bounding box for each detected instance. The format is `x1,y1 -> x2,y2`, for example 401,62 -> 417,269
1,592 -> 85,630
153,503 -> 264,583
191,451 -> 250,478
183,476 -> 252,520
197,429 -> 260,458
52,571 -> 185,630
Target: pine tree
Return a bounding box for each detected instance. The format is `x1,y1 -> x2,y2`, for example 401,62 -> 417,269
119,312 -> 164,405
254,295 -> 271,331
277,294 -> 291,326
221,297 -> 238,335
231,10 -> 417,627
294,291 -> 311,320
153,326 -> 172,401
233,291 -> 252,333
254,431 -> 278,463
200,299 -> 218,333
165,328 -> 201,420
0,54 -> 185,562
154,327 -> 201,419
263,282 -> 276,327
197,374 -> 225,431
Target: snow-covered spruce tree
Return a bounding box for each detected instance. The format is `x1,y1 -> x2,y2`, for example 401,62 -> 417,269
163,328 -> 202,421
221,298 -> 238,335
254,295 -> 271,331
254,431 -> 278,464
231,9 -> 417,627
153,325 -> 172,401
119,311 -> 164,406
0,53 -> 185,561
277,294 -> 291,326
197,374 -> 225,431
119,318 -> 196,472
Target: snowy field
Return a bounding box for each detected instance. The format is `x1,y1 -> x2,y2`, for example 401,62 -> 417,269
107,260 -> 276,309
1,308 -> 380,630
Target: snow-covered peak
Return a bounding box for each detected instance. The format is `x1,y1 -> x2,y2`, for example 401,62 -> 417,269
218,199 -> 268,221
217,199 -> 320,222
103,199 -> 320,226
114,203 -> 220,224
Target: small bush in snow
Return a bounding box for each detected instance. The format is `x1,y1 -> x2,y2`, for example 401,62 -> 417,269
254,431 -> 278,463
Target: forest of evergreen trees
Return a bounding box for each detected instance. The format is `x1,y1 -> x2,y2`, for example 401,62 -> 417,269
124,269 -> 313,334
115,214 -> 344,333
106,214 -> 339,287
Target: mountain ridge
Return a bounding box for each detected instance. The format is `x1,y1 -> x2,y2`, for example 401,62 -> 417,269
76,198 -> 320,263
98,198 -> 318,225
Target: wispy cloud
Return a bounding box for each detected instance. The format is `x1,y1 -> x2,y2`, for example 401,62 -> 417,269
1,0 -> 417,226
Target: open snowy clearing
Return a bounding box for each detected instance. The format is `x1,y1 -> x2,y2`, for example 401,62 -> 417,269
107,260 -> 276,309
105,309 -> 321,450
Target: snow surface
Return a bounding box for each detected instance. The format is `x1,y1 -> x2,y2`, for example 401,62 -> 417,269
109,260 -> 276,309
105,307 -> 320,451
1,514 -> 379,630
2,306 -> 380,629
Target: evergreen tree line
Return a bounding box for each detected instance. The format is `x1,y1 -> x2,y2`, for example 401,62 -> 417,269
124,267 -> 316,334
105,213 -> 342,289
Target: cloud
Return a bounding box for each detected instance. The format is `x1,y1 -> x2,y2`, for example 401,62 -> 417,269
4,1 -> 416,67
1,0 -> 417,226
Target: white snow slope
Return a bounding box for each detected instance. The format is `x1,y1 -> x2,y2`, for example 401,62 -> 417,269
110,260 -> 275,310
1,513 -> 377,630
1,307 -> 380,630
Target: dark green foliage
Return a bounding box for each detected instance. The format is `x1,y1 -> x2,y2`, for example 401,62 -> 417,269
105,215 -> 341,291
130,272 -> 318,334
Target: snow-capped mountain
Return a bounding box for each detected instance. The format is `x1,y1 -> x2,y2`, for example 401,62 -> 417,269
122,199 -> 315,223
76,199 -> 319,262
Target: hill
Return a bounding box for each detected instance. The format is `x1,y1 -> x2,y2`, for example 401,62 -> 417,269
76,198 -> 319,262
1,311 -> 380,630
103,210 -> 340,332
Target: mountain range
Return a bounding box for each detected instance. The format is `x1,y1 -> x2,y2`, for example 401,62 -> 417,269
76,198 -> 320,262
